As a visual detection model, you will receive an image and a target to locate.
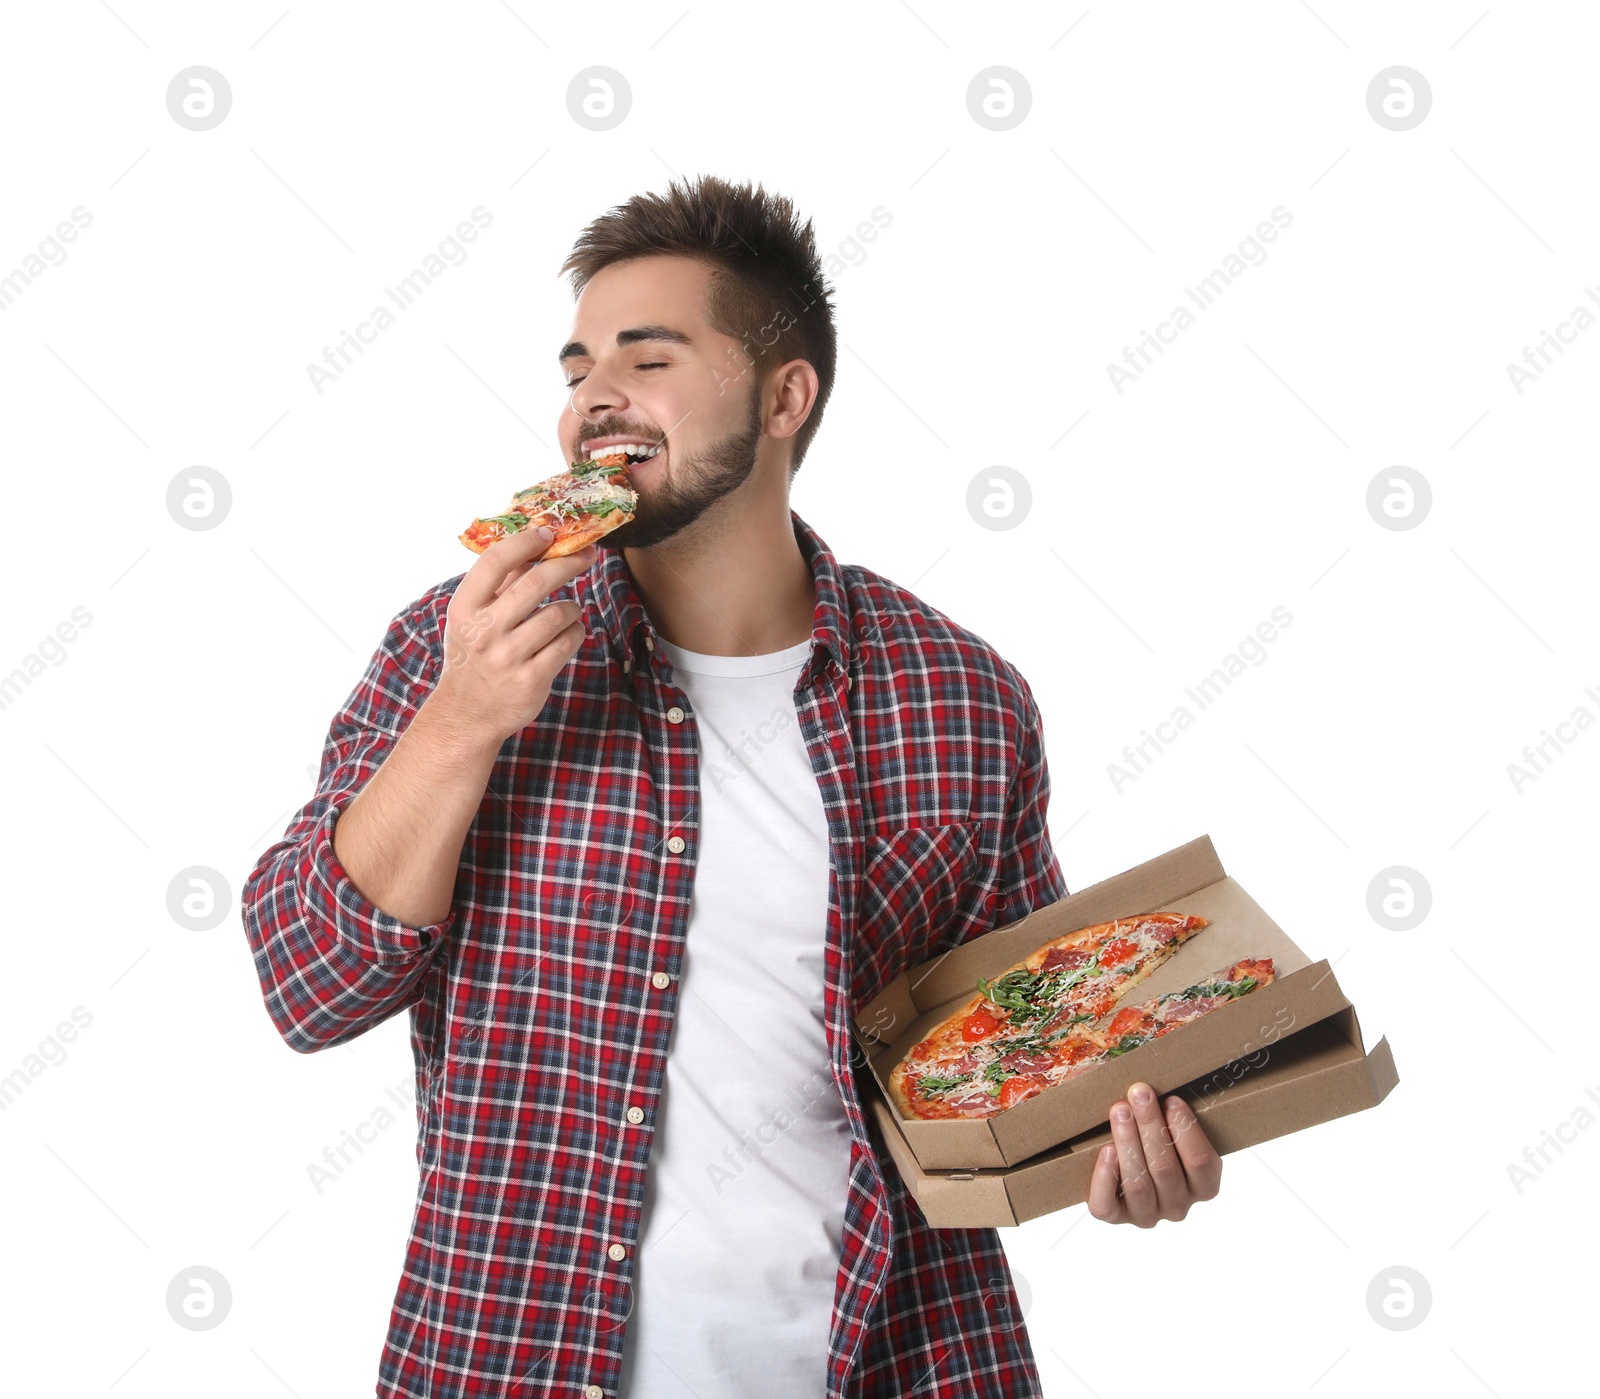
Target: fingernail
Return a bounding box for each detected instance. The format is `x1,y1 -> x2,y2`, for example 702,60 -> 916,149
1113,1104 -> 1131,1123
1130,1084 -> 1153,1106
536,526 -> 553,541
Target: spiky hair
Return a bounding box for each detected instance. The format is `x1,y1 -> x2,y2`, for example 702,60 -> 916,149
560,174 -> 837,476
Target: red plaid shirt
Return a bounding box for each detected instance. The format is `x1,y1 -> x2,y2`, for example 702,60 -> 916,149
242,508 -> 1068,1398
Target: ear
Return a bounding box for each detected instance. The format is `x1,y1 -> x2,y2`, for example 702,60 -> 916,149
764,358 -> 820,443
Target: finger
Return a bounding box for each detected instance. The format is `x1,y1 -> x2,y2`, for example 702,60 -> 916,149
505,598 -> 585,659
1163,1094 -> 1223,1203
1109,1098 -> 1159,1227
491,548 -> 542,599
459,523 -> 557,608
1127,1082 -> 1189,1222
1085,1142 -> 1126,1223
499,543 -> 599,617
492,562 -> 530,602
540,616 -> 588,668
491,529 -> 595,602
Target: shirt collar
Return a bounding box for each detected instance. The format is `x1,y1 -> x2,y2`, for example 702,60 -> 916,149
583,508 -> 855,681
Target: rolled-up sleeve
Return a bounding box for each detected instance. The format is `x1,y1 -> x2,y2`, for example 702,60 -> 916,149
240,601 -> 457,1053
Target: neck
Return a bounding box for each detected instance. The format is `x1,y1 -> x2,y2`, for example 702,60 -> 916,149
623,494 -> 815,657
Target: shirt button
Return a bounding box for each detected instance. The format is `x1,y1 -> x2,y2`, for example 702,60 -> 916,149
622,655 -> 633,673
666,835 -> 686,854
666,706 -> 685,723
607,1242 -> 627,1262
651,970 -> 672,989
626,1106 -> 645,1124
644,634 -> 656,650
585,1387 -> 604,1399
845,673 -> 853,690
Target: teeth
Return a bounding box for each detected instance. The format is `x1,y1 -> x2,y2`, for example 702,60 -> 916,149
587,442 -> 659,461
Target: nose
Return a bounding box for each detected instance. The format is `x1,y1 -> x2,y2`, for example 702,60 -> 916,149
568,370 -> 627,423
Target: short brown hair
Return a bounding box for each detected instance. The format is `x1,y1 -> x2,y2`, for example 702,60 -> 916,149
559,174 -> 838,477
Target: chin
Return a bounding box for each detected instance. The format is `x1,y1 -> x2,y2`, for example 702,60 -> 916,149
602,518 -> 652,550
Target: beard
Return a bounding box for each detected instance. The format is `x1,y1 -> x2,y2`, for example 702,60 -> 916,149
597,380 -> 764,551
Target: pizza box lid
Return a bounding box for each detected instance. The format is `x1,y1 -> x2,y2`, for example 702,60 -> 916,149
863,1001 -> 1399,1227
851,833 -> 1357,1170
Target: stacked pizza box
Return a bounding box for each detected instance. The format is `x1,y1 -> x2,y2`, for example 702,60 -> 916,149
851,833 -> 1399,1227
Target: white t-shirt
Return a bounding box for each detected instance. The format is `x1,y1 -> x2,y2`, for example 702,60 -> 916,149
615,634 -> 851,1398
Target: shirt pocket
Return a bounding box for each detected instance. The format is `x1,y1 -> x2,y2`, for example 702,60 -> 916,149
852,819 -> 983,1005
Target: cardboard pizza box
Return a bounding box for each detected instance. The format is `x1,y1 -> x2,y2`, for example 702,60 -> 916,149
852,833 -> 1369,1170
863,1001 -> 1398,1227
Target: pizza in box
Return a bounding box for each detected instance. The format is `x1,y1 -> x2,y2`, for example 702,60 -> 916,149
888,911 -> 1275,1121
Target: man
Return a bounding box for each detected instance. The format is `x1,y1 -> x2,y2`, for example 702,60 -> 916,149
241,175 -> 1222,1399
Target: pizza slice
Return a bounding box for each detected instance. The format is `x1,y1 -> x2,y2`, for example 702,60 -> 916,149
1095,956 -> 1276,1057
893,955 -> 1275,1120
459,451 -> 641,559
887,911 -> 1207,1120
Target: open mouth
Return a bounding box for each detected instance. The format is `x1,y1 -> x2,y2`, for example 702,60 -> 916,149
584,441 -> 662,466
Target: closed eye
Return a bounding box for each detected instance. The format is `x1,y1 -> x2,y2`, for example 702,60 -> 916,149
564,362 -> 670,389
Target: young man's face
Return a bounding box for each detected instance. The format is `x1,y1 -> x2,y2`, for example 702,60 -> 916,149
557,254 -> 766,550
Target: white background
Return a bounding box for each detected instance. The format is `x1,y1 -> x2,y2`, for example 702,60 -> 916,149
0,2 -> 1593,1395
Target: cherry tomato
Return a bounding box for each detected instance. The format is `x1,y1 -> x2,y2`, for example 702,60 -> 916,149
1101,938 -> 1137,966
998,1075 -> 1045,1110
962,1008 -> 1002,1041
1106,1007 -> 1146,1038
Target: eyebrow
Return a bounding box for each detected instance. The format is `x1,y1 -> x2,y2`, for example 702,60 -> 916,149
558,325 -> 693,364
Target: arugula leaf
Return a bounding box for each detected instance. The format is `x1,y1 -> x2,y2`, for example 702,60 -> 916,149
978,954 -> 1103,1023
1176,975 -> 1260,1002
917,1074 -> 966,1094
572,454 -> 633,478
1104,1034 -> 1148,1058
976,968 -> 1034,1013
479,513 -> 528,531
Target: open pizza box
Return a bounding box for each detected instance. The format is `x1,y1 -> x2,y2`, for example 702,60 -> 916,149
851,833 -> 1392,1172
865,1001 -> 1399,1227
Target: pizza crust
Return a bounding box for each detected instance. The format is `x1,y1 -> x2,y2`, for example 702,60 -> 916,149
527,507 -> 631,558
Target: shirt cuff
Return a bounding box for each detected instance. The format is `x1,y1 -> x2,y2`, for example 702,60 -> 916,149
301,798 -> 456,965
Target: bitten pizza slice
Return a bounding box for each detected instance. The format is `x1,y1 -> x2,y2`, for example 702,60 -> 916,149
459,452 -> 640,559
